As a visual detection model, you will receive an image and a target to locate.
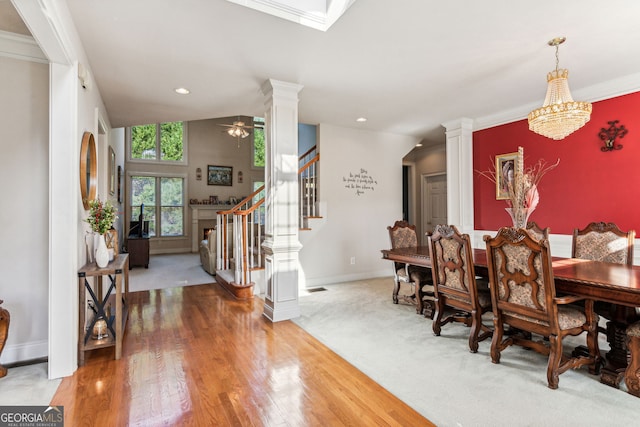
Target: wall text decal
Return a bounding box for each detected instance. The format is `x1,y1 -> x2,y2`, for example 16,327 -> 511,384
343,168 -> 378,196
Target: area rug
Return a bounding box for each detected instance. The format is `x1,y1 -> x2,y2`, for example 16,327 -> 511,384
292,277 -> 639,427
128,253 -> 214,292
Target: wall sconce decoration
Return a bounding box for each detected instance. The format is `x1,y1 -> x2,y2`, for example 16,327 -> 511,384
196,167 -> 202,180
599,120 -> 627,152
238,171 -> 243,183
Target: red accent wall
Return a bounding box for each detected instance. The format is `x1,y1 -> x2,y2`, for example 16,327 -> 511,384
474,91 -> 640,235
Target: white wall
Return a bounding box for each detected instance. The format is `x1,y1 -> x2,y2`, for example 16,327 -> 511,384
0,56 -> 49,363
299,124 -> 419,287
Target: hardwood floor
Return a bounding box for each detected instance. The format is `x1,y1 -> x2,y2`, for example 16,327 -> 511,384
52,283 -> 434,426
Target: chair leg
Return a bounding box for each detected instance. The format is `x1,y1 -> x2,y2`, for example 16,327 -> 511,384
432,298 -> 444,336
490,316 -> 503,364
392,279 -> 400,304
546,334 -> 561,390
468,309 -> 482,353
625,334 -> 640,397
584,299 -> 602,375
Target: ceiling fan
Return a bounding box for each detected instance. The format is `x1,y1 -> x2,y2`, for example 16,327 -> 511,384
219,117 -> 255,146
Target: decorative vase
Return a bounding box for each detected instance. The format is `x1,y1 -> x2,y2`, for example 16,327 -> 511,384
95,233 -> 109,268
92,318 -> 108,340
505,207 -> 533,229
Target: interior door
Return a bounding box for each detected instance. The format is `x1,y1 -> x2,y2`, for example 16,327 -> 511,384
422,173 -> 447,244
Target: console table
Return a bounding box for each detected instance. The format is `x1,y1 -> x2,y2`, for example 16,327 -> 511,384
77,254 -> 129,366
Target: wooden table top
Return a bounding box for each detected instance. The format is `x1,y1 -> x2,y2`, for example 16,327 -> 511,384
382,246 -> 640,307
78,253 -> 129,276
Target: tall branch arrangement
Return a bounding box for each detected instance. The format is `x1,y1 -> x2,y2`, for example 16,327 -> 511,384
478,147 -> 559,227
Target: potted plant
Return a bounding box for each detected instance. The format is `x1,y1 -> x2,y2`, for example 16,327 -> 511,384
86,199 -> 117,267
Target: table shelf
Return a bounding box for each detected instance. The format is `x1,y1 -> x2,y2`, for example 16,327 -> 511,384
78,253 -> 129,366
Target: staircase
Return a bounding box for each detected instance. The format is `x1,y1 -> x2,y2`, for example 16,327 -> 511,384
214,146 -> 320,298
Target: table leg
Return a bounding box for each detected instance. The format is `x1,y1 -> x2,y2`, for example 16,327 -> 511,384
115,273 -> 122,360
600,307 -> 640,388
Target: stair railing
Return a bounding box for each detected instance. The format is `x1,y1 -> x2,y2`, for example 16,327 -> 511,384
215,146 -> 319,287
216,186 -> 265,282
299,147 -> 320,229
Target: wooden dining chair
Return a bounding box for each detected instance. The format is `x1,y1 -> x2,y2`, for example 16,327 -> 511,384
572,221 -> 635,265
484,227 -> 601,389
387,220 -> 435,317
571,221 -> 636,325
526,221 -> 550,242
428,224 -> 492,353
625,321 -> 640,397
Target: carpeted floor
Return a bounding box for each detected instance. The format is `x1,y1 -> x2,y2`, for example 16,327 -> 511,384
292,277 -> 640,427
10,256 -> 640,424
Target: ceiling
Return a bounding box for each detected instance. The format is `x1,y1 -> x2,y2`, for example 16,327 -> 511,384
6,0 -> 640,144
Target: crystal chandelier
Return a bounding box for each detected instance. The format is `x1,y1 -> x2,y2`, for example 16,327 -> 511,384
527,37 -> 591,140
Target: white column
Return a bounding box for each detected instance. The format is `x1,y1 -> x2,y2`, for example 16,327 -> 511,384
442,118 -> 475,240
261,79 -> 303,322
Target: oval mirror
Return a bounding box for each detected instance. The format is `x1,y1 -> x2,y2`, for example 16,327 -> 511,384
80,131 -> 97,209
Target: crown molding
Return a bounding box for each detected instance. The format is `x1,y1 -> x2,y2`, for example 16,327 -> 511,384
0,29 -> 47,63
474,73 -> 640,131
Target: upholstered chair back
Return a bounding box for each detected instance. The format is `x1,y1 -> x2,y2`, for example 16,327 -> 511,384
430,224 -> 472,295
526,221 -> 550,243
572,222 -> 635,265
486,227 -> 555,326
388,220 -> 418,249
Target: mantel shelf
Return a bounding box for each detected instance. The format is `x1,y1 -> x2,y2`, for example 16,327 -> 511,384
189,204 -> 231,209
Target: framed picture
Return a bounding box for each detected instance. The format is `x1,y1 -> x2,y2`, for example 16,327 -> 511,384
108,146 -> 116,195
117,165 -> 122,203
495,152 -> 517,200
207,165 -> 233,186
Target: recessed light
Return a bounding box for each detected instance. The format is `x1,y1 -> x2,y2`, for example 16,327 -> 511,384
175,87 -> 190,95
416,142 -> 423,147
356,117 -> 367,122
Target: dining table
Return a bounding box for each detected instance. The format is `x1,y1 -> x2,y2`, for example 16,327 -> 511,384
381,245 -> 640,389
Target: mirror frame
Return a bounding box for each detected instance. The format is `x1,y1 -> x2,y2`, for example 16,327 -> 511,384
80,131 -> 97,209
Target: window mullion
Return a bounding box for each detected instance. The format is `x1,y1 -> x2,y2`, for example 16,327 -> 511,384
155,176 -> 161,236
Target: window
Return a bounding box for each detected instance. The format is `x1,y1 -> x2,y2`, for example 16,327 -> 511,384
253,180 -> 265,225
130,174 -> 185,237
253,117 -> 265,168
130,121 -> 185,162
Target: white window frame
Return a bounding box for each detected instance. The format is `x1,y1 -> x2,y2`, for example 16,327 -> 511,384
126,122 -> 188,166
127,171 -> 188,239
251,117 -> 265,171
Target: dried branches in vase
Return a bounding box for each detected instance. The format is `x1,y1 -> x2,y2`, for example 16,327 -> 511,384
478,146 -> 559,228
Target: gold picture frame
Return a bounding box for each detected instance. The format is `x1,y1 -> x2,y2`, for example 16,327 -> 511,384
495,152 -> 517,200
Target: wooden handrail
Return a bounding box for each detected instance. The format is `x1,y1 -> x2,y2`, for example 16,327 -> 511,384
299,154 -> 320,174
299,145 -> 317,161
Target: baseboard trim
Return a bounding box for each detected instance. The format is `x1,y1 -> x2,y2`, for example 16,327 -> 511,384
0,339 -> 48,365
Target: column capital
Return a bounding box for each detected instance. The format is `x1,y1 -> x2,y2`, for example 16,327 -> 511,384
441,117 -> 474,133
261,79 -> 304,99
